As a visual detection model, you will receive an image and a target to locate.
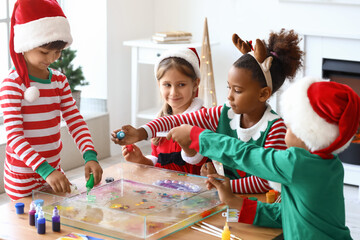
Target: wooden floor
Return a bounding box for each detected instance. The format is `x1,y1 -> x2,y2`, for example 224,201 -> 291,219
1,144 -> 359,239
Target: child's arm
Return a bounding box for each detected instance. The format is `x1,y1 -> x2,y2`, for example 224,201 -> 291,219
112,106 -> 223,147
168,125 -> 295,184
229,119 -> 287,193
206,173 -> 282,228
188,126 -> 294,184
59,77 -> 103,185
263,119 -> 287,150
143,106 -> 222,139
60,80 -> 97,155
206,174 -> 242,209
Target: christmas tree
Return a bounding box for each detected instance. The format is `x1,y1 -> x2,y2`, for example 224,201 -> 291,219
50,48 -> 88,92
198,17 -> 217,108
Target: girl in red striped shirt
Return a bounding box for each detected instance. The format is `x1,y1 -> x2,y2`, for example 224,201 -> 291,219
112,48 -> 208,174
114,29 -> 303,193
0,0 -> 102,200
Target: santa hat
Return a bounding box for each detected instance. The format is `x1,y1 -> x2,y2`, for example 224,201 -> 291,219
154,48 -> 201,81
280,77 -> 360,159
10,0 -> 73,102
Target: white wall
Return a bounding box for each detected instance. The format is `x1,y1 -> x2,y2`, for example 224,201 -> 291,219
62,0 -> 107,99
107,0 -> 155,156
153,0 -> 360,103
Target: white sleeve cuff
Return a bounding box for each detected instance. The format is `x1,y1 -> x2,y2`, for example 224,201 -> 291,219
180,150 -> 203,165
141,125 -> 153,140
145,155 -> 158,165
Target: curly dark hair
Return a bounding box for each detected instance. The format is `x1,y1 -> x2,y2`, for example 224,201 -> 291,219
233,29 -> 304,94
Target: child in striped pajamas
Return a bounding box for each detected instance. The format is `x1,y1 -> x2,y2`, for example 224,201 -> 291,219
113,29 -> 304,193
0,0 -> 103,200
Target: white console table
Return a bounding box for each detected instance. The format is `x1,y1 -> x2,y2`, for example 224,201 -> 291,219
123,39 -> 203,127
343,162 -> 360,199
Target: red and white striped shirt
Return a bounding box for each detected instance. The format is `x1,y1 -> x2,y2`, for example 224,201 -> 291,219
0,69 -> 95,176
143,104 -> 287,193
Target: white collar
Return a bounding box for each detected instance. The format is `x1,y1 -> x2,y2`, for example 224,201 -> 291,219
182,97 -> 204,114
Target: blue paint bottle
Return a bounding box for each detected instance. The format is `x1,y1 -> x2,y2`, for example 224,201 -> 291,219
15,202 -> 24,214
29,201 -> 36,226
52,206 -> 61,232
37,210 -> 46,234
34,205 -> 42,228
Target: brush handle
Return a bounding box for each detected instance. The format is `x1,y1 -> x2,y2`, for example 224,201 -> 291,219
186,173 -> 224,181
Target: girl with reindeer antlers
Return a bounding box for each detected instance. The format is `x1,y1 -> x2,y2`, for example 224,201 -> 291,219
113,29 -> 303,194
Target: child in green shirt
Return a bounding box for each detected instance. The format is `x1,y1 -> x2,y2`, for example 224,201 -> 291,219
166,77 -> 359,240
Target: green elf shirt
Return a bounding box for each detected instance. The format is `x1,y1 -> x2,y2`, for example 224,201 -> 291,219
216,103 -> 284,180
189,127 -> 352,240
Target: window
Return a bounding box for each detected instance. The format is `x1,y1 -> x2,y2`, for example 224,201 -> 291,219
0,0 -> 107,124
0,0 -> 15,123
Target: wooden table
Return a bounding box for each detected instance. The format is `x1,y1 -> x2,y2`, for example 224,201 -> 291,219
0,163 -> 282,240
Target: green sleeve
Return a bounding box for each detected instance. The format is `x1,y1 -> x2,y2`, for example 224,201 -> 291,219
35,161 -> 56,180
198,130 -> 296,185
253,201 -> 282,228
83,150 -> 98,164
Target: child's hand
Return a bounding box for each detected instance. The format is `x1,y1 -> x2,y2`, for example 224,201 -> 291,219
201,162 -> 218,189
201,162 -> 217,177
111,125 -> 148,145
122,144 -> 154,165
181,144 -> 197,157
85,161 -> 103,186
206,174 -> 241,208
167,124 -> 193,149
46,170 -> 71,193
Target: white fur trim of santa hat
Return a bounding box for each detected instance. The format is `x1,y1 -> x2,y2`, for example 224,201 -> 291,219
154,48 -> 201,80
280,77 -> 339,152
14,16 -> 72,53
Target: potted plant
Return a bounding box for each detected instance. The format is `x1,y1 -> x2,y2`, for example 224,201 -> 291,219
50,48 -> 89,109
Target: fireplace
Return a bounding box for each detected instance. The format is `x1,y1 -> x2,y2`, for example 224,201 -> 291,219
322,58 -> 360,165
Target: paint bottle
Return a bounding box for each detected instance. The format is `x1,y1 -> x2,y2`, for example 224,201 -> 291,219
14,202 -> 25,214
34,205 -> 42,228
86,173 -> 94,195
116,131 -> 125,140
221,222 -> 231,240
29,201 -> 36,226
52,206 -> 61,232
37,210 -> 46,234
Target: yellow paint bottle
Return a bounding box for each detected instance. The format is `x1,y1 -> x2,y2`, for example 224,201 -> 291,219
222,222 -> 231,240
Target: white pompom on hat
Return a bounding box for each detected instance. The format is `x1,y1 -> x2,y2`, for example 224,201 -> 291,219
154,47 -> 201,81
280,77 -> 360,158
10,0 -> 73,102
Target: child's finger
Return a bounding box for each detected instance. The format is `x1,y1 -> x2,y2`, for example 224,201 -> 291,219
122,147 -> 128,156
166,130 -> 173,140
207,176 -> 223,188
206,162 -> 216,173
65,180 -> 71,193
93,172 -> 101,185
84,167 -> 90,181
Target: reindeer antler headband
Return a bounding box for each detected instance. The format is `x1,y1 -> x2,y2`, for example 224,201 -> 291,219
232,34 -> 273,91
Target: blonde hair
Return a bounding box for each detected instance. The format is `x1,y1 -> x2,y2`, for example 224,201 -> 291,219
152,57 -> 198,146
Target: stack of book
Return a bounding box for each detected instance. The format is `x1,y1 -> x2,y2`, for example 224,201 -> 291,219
152,31 -> 192,44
